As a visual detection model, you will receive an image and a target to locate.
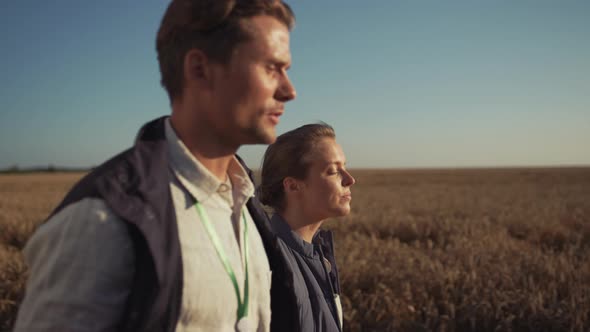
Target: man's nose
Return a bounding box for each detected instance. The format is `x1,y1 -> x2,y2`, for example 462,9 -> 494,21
276,74 -> 296,102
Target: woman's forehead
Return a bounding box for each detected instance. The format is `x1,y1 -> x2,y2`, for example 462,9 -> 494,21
308,138 -> 345,166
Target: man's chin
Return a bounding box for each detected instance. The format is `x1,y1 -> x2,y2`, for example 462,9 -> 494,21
233,125 -> 274,145
251,127 -> 276,145
239,135 -> 275,146
262,134 -> 277,144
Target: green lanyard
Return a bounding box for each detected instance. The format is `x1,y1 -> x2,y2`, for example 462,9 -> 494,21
195,202 -> 249,320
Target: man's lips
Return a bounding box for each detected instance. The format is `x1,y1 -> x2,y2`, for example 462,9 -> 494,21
268,111 -> 283,125
342,193 -> 352,201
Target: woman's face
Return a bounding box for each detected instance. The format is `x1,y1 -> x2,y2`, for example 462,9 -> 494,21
298,137 -> 355,221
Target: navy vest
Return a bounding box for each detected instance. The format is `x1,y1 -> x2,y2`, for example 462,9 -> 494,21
47,117 -> 300,331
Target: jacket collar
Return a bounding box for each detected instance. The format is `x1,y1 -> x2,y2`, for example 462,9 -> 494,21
271,213 -> 315,258
163,118 -> 254,207
270,213 -> 334,259
96,116 -> 177,284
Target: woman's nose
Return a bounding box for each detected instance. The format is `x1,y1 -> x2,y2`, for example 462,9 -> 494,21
342,170 -> 355,186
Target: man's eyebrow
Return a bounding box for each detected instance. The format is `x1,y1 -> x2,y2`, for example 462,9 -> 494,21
273,60 -> 290,69
268,55 -> 291,66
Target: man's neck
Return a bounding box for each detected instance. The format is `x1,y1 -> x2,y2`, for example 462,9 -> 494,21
190,151 -> 233,182
170,112 -> 237,182
280,208 -> 324,243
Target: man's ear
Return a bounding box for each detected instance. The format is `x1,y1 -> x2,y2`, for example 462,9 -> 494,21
283,177 -> 302,193
183,49 -> 211,86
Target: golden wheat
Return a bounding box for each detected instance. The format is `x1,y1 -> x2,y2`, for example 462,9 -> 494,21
1,168 -> 589,331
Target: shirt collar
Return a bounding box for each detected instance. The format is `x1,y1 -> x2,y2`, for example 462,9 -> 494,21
164,118 -> 254,203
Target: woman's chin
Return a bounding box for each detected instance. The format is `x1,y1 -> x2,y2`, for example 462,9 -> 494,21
317,204 -> 351,220
333,205 -> 351,217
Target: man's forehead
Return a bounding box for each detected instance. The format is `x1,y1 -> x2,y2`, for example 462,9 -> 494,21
230,25 -> 291,68
240,16 -> 290,47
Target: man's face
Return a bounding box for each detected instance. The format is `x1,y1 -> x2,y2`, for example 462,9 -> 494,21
209,15 -> 296,146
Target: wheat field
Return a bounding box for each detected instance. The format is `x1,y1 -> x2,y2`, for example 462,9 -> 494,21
1,168 -> 589,331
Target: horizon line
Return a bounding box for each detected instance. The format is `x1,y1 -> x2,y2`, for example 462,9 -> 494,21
2,163 -> 590,174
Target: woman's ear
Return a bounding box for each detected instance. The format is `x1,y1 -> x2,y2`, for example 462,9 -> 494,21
283,177 -> 301,193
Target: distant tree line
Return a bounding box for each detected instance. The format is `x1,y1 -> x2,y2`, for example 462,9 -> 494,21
0,164 -> 92,174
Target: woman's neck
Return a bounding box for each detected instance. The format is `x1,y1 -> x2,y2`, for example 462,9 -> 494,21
280,208 -> 325,243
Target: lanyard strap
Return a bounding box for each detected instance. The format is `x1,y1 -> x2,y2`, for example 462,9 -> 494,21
195,202 -> 249,320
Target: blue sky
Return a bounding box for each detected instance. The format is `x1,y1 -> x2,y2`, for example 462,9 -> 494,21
1,1 -> 589,169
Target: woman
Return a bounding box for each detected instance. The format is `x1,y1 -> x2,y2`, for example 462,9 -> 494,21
259,123 -> 355,332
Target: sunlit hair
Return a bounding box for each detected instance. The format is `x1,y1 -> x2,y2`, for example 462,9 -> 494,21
259,123 -> 335,212
156,0 -> 295,102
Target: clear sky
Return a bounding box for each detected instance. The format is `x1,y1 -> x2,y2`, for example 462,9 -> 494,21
1,1 -> 589,169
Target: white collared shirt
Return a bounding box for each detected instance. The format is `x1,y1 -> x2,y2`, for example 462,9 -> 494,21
14,119 -> 271,332
165,120 -> 271,331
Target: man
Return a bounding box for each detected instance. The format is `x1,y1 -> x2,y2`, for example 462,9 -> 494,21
14,1 -> 300,331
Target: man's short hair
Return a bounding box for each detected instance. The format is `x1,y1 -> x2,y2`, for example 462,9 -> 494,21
156,0 -> 295,102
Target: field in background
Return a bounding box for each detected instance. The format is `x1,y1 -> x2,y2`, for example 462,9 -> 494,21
0,173 -> 84,331
1,168 -> 589,331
